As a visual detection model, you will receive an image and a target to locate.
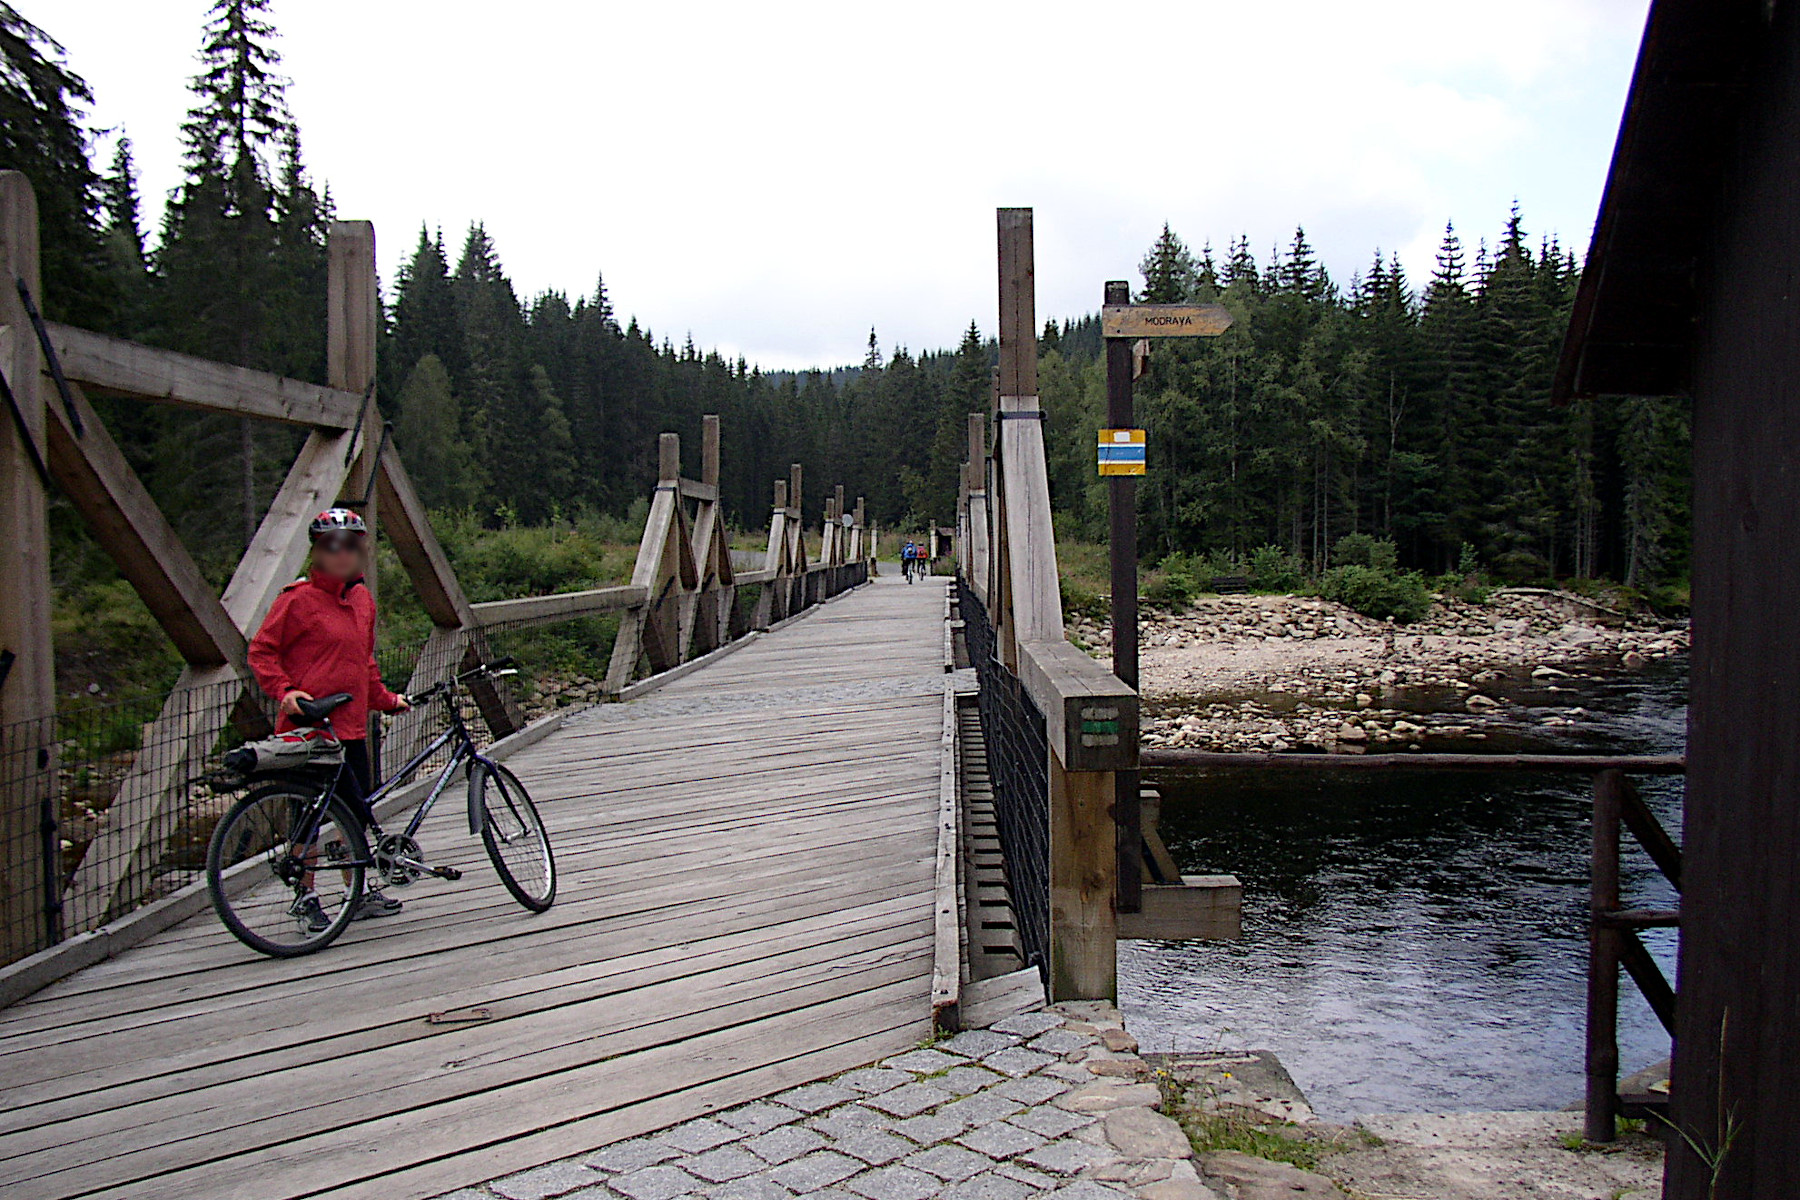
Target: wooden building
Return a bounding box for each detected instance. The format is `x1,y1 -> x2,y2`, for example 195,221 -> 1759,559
1556,2 -> 1800,1196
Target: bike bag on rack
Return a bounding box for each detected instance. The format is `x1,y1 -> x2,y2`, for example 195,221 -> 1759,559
224,728 -> 344,776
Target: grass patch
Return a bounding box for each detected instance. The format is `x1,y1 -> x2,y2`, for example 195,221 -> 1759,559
1179,1106 -> 1324,1172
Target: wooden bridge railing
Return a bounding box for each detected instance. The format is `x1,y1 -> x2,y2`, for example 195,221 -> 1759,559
956,208 -> 1138,1002
0,172 -> 872,965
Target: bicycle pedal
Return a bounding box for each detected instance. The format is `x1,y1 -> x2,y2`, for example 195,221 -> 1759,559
433,866 -> 463,881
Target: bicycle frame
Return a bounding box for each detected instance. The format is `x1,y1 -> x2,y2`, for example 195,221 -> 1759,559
277,696 -> 498,871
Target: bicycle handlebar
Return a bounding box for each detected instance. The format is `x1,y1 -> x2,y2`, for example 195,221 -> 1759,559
402,658 -> 518,707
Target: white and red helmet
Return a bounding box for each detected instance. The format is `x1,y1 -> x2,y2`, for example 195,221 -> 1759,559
308,507 -> 367,542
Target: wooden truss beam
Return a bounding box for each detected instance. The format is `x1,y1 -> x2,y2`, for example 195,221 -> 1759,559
44,323 -> 365,429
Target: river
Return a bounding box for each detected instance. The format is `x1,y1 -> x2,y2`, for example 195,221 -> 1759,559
1119,659 -> 1686,1120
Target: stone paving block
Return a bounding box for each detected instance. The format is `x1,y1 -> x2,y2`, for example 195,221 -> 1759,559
941,1172 -> 1043,1200
989,1011 -> 1063,1038
745,1124 -> 829,1165
1026,1030 -> 1095,1056
835,1130 -> 917,1166
686,1146 -> 766,1184
767,1150 -> 862,1192
843,1165 -> 943,1200
941,1029 -> 1019,1059
611,1164 -> 703,1200
862,1082 -> 953,1118
836,1067 -> 912,1095
1021,1140 -> 1114,1177
775,1083 -> 859,1114
995,1075 -> 1070,1105
956,1120 -> 1048,1160
938,1065 -> 1005,1095
938,1091 -> 1026,1126
1054,1082 -> 1162,1113
493,1161 -> 606,1199
719,1103 -> 802,1136
1101,1107 -> 1191,1160
879,1048 -> 966,1074
997,1162 -> 1059,1190
587,1139 -> 681,1174
1042,1182 -> 1133,1200
982,1047 -> 1059,1077
661,1118 -> 744,1153
1010,1107 -> 1095,1140
703,1177 -> 795,1200
887,1113 -> 967,1145
807,1106 -> 894,1139
431,1192 -> 494,1200
1042,1062 -> 1095,1083
903,1143 -> 991,1182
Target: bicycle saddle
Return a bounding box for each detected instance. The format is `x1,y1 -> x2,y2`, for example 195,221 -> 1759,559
294,693 -> 354,725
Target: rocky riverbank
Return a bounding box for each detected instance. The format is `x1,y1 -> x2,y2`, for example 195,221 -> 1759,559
1066,588 -> 1688,753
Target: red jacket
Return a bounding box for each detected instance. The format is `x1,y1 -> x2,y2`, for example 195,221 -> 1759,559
248,570 -> 403,739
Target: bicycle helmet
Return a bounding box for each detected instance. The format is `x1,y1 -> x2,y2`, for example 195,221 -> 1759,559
309,507 -> 367,541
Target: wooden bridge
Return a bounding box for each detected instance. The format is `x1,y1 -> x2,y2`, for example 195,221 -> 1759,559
0,574 -> 952,1200
0,191 -> 1140,1198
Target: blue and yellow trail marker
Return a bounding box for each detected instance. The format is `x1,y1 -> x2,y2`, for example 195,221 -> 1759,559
1098,428 -> 1146,476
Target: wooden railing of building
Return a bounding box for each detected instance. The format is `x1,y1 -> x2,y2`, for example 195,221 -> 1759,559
957,207 -> 1138,1002
0,172 -> 872,965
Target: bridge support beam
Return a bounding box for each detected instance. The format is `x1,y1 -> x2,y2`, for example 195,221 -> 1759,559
0,172 -> 57,961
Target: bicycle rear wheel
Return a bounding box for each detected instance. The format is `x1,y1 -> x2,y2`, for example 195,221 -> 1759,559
207,782 -> 368,957
477,762 -> 556,911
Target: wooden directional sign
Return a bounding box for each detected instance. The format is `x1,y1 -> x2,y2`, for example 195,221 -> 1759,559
1102,303 -> 1233,339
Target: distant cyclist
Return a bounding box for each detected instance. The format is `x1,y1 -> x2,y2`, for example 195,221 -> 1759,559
248,507 -> 410,927
901,540 -> 918,582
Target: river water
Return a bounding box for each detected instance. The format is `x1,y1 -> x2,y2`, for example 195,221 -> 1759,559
1119,659 -> 1686,1120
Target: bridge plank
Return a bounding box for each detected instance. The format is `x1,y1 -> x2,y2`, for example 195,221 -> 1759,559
4,576 -> 950,1200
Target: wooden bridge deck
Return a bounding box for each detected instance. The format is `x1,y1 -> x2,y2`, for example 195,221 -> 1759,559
0,574 -> 949,1200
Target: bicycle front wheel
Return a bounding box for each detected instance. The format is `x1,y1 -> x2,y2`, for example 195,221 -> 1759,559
477,762 -> 556,912
207,783 -> 368,957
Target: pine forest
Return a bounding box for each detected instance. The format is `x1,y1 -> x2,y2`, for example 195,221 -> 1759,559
4,0 -> 1691,642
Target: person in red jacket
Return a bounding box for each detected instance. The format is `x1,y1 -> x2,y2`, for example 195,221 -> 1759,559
248,507 -> 410,922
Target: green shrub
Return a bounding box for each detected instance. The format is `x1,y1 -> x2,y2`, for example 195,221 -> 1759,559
1334,533 -> 1398,571
1318,565 -> 1434,623
1143,569 -> 1198,608
1247,544 -> 1304,592
1060,575 -> 1109,620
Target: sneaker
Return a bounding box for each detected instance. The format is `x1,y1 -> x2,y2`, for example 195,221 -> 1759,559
289,893 -> 331,934
354,889 -> 404,920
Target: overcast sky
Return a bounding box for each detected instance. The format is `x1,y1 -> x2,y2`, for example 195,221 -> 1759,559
48,0 -> 1650,371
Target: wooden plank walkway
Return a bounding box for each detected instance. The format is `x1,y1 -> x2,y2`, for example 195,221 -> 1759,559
0,573 -> 949,1200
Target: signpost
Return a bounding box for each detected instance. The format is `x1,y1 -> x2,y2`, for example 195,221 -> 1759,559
1103,287 -> 1233,912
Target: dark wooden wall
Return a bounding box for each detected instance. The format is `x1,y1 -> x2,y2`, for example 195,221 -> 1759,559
1678,5 -> 1800,1196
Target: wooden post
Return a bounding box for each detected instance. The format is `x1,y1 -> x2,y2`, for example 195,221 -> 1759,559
1050,759 -> 1119,1001
328,222 -> 381,759
659,432 -> 680,484
1586,768 -> 1624,1142
701,414 -> 720,488
1105,280 -> 1142,914
329,222 -> 379,609
0,172 -> 57,961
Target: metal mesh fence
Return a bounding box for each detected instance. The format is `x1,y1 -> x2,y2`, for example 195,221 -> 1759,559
958,576 -> 1051,975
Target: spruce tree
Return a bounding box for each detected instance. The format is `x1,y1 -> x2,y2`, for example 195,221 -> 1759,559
0,5 -> 110,325
395,354 -> 479,510
99,135 -> 149,334
1139,223 -> 1198,303
154,0 -> 307,553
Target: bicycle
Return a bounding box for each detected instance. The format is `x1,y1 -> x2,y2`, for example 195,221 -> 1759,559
205,657 -> 557,957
